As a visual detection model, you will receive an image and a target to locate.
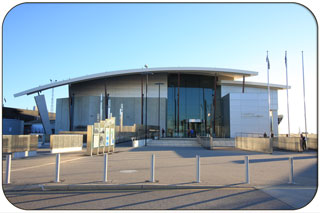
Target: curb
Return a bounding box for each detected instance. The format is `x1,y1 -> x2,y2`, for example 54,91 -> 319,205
3,183 -> 256,191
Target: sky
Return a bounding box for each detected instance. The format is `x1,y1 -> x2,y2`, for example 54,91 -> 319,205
2,2 -> 318,134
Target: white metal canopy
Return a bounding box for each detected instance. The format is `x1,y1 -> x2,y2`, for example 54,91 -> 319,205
14,67 -> 258,97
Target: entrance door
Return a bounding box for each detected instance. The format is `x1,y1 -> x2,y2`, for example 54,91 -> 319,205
188,119 -> 202,137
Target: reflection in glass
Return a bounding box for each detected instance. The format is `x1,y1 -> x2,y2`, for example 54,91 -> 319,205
167,74 -> 217,137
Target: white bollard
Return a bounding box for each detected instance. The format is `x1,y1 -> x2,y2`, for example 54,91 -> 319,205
150,154 -> 155,182
245,156 -> 250,184
288,157 -> 294,184
103,153 -> 108,182
55,153 -> 60,183
196,155 -> 200,183
6,154 -> 12,184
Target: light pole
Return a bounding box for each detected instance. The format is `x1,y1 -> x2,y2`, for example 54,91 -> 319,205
155,82 -> 164,139
142,65 -> 153,145
144,65 -> 149,146
50,79 -> 57,113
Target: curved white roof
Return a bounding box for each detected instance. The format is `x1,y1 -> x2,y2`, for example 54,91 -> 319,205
14,67 -> 258,97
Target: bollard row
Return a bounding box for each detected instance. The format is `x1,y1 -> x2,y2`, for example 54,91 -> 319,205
5,154 -> 297,185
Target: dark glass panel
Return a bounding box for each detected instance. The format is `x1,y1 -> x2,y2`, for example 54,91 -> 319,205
167,74 -> 217,137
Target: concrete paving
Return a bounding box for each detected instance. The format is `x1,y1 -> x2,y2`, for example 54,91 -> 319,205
5,188 -> 295,210
2,142 -> 318,210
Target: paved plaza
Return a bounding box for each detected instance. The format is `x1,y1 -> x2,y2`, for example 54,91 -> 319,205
2,142 -> 318,210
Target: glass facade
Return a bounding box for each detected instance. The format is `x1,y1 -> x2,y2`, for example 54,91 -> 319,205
167,74 -> 217,137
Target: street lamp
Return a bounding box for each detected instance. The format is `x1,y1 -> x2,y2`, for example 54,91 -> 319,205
155,82 -> 164,139
50,79 -> 57,113
142,65 -> 153,146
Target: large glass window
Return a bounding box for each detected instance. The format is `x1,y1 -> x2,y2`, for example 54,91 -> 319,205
167,74 -> 216,137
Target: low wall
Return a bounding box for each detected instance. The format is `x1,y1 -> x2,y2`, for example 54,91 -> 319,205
58,131 -> 87,142
116,124 -> 159,143
3,135 -> 38,153
235,137 -> 272,153
197,137 -> 236,149
197,137 -> 212,149
50,134 -> 83,153
273,136 -> 318,151
307,137 -> 318,150
272,137 -> 302,152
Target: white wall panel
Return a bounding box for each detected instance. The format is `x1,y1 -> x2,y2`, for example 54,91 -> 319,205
229,93 -> 271,138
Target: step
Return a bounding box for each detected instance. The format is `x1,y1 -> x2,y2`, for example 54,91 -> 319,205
146,139 -> 201,147
211,138 -> 235,147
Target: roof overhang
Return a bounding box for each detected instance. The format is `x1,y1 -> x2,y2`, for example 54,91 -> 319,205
14,67 -> 258,97
220,80 -> 290,90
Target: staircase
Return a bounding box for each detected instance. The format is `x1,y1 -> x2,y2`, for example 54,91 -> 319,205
211,138 -> 235,147
146,138 -> 201,147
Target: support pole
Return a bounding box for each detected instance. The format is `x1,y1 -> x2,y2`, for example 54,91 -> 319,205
55,153 -> 60,183
103,153 -> 108,182
301,51 -> 308,148
141,75 -> 144,125
242,75 -> 245,93
150,154 -> 155,182
213,74 -> 217,136
145,73 -> 148,146
245,156 -> 249,184
285,51 -> 290,136
288,157 -> 294,184
158,84 -> 161,139
5,154 -> 12,184
105,81 -> 108,119
196,155 -> 200,183
68,84 -> 73,131
266,51 -> 272,137
177,73 -> 180,136
100,93 -> 103,121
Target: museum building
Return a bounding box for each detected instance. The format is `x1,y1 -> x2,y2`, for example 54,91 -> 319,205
14,67 -> 287,138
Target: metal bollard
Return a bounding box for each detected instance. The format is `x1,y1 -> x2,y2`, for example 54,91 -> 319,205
55,153 -> 61,183
245,156 -> 250,184
150,154 -> 155,182
6,154 -> 12,184
103,153 -> 108,182
196,155 -> 200,183
288,157 -> 294,184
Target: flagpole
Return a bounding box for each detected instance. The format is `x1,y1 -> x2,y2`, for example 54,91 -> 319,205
266,51 -> 272,137
285,51 -> 290,136
301,51 -> 308,146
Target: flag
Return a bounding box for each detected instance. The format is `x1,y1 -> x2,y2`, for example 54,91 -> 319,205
285,51 -> 287,66
266,53 -> 270,69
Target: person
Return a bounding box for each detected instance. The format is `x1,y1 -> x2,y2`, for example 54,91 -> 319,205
161,128 -> 165,138
190,129 -> 194,138
263,132 -> 267,138
300,134 -> 306,151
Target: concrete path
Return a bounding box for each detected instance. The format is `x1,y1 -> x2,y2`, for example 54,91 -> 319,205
2,142 -> 318,210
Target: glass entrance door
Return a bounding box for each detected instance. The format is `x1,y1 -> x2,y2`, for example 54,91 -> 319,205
187,119 -> 202,137
189,122 -> 201,137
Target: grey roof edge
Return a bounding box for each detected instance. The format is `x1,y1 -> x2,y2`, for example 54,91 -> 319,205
14,67 -> 258,97
220,80 -> 290,90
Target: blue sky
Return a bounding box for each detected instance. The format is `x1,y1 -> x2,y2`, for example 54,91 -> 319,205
3,3 -> 317,134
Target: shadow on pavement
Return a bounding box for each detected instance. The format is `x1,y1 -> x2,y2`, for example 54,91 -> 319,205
232,155 -> 317,164
128,146 -> 267,158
